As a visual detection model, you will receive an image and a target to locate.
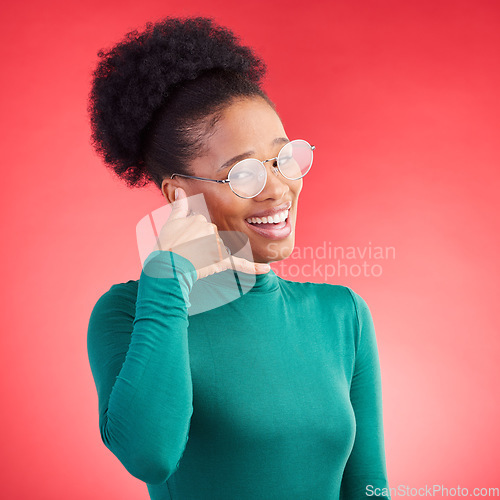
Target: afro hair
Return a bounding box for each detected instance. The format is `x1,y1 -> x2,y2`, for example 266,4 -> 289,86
87,16 -> 268,188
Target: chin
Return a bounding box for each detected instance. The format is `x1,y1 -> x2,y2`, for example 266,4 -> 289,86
262,238 -> 295,263
226,221 -> 296,263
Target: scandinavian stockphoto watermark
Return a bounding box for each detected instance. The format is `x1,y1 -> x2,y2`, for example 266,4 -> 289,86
136,193 -> 396,313
269,241 -> 396,281
366,484 -> 500,497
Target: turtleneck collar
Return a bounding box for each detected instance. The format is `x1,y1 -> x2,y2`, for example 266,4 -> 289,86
181,265 -> 279,316
233,266 -> 280,294
196,266 -> 280,295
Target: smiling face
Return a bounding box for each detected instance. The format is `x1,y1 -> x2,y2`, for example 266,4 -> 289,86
162,96 -> 302,264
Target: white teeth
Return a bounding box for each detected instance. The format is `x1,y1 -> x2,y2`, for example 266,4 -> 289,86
246,209 -> 289,224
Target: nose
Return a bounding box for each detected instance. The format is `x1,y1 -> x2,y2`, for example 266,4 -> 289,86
254,160 -> 290,201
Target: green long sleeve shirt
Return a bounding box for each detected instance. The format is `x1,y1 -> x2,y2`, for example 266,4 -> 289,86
87,250 -> 390,499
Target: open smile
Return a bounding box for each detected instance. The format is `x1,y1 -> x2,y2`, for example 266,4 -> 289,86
244,208 -> 292,240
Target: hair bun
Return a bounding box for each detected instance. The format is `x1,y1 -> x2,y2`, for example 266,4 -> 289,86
88,16 -> 267,187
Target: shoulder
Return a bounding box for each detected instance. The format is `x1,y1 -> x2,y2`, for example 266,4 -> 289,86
276,275 -> 362,316
93,279 -> 139,307
87,279 -> 141,363
88,279 -> 139,332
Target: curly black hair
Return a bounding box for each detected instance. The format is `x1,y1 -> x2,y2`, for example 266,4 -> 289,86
87,16 -> 275,190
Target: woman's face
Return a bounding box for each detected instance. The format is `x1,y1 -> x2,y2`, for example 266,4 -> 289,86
163,96 -> 302,264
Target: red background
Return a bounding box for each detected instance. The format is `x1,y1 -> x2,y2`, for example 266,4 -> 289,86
1,0 -> 499,497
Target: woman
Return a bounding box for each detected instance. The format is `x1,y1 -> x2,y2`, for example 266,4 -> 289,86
87,16 -> 391,500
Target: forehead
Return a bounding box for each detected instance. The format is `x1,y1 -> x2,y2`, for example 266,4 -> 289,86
208,97 -> 286,153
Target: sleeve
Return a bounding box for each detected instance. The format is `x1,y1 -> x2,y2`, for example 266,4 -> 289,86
340,288 -> 391,499
87,250 -> 198,485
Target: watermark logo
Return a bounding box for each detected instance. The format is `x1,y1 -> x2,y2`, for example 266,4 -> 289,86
136,193 -> 257,316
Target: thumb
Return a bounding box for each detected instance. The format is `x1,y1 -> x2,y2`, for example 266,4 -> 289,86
169,187 -> 189,220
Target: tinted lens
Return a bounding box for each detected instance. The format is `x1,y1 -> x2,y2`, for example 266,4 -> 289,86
228,159 -> 267,198
278,139 -> 313,179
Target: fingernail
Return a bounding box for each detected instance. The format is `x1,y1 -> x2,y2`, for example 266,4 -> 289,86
174,188 -> 178,200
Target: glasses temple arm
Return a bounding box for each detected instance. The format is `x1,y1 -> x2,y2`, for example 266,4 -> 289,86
170,173 -> 229,184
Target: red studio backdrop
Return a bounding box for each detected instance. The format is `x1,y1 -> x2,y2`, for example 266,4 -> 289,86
1,0 -> 499,498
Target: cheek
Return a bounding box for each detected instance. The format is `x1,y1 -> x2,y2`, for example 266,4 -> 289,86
295,178 -> 304,194
207,197 -> 247,228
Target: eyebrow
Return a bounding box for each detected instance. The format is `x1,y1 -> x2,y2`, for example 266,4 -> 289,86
216,137 -> 290,172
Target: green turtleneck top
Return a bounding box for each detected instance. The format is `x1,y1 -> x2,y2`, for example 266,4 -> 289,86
87,250 -> 390,499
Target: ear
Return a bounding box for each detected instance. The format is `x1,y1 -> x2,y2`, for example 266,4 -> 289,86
161,179 -> 176,204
